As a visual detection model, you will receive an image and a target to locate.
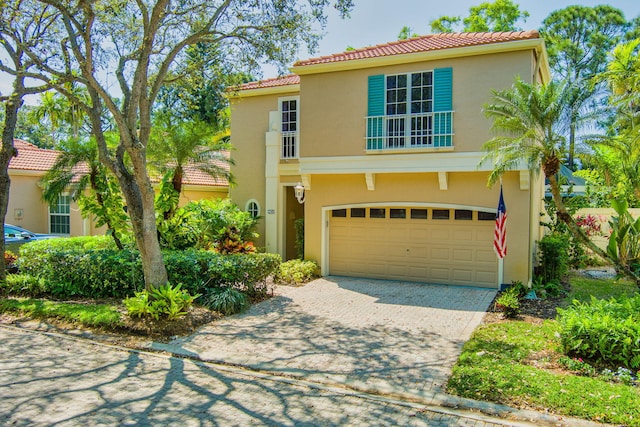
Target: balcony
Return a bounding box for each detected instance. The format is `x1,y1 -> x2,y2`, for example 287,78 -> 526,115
366,111 -> 453,151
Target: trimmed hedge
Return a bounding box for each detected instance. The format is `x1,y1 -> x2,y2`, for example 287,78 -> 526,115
15,237 -> 281,299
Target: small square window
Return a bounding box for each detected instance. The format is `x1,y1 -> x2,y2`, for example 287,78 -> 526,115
478,211 -> 495,221
350,208 -> 366,218
411,209 -> 428,219
390,208 -> 406,219
432,209 -> 450,220
369,208 -> 386,218
455,210 -> 473,220
332,209 -> 347,218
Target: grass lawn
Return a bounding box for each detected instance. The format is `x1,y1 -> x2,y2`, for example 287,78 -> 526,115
0,298 -> 123,329
447,274 -> 640,426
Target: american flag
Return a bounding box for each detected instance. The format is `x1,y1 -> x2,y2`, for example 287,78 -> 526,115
494,185 -> 507,259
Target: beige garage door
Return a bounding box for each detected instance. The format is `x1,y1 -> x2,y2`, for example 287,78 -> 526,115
329,207 -> 498,288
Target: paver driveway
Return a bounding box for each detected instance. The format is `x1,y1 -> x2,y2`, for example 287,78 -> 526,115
159,277 -> 496,399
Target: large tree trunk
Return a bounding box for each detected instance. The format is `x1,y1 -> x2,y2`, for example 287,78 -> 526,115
0,93 -> 22,281
568,121 -> 576,170
87,98 -> 167,291
117,148 -> 168,291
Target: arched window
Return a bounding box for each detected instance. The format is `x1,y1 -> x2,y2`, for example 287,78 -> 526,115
245,199 -> 260,218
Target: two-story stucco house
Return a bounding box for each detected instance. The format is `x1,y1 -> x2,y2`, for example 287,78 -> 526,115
229,31 -> 551,288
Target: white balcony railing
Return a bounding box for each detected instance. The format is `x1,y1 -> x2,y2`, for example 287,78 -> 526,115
282,131 -> 298,159
366,111 -> 453,150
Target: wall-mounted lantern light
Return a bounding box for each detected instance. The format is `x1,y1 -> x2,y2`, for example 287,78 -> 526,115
294,183 -> 305,204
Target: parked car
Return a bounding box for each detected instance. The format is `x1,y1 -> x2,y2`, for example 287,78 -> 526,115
4,224 -> 59,252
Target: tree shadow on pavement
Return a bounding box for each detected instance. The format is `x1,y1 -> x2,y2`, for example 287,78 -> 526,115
167,291 -> 474,397
0,326 -> 475,426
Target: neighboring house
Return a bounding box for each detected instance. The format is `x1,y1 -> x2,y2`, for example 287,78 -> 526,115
4,139 -> 229,237
229,31 -> 551,288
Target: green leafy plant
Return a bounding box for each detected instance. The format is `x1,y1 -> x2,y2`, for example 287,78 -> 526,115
495,286 -> 521,319
124,283 -> 199,320
607,198 -> 640,277
537,234 -> 570,283
600,367 -> 638,386
201,286 -> 249,315
1,274 -> 47,296
558,294 -> 640,368
274,259 -> 318,286
4,251 -> 18,273
558,356 -> 596,376
294,218 -> 305,259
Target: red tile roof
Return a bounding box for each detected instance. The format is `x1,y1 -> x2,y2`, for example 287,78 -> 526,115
294,30 -> 541,67
7,139 -> 60,172
236,31 -> 541,91
237,74 -> 300,91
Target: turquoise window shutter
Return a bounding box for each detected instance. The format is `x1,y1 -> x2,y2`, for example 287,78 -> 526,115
433,67 -> 452,147
433,67 -> 452,111
368,75 -> 385,115
367,75 -> 385,149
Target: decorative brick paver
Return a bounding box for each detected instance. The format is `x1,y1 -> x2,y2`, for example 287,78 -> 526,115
159,277 -> 497,397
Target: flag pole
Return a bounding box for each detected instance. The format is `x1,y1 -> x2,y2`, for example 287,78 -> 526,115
496,178 -> 505,289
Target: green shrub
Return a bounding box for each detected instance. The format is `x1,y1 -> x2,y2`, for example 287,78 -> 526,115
294,218 -> 305,259
161,199 -> 259,250
274,259 -> 318,286
495,286 -> 521,319
201,287 -> 250,315
124,283 -> 198,320
537,234 -> 569,283
1,274 -> 47,297
19,246 -> 144,299
19,238 -> 281,300
558,295 -> 640,368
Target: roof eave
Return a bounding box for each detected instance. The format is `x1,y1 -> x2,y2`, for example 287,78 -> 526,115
292,38 -> 546,75
228,83 -> 300,99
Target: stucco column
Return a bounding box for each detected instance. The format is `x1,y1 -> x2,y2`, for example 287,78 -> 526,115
264,111 -> 280,256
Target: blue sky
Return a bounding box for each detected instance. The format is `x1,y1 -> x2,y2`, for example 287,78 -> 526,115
4,2 -> 639,100
311,0 -> 639,58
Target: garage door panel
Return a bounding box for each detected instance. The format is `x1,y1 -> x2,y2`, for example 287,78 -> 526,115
453,248 -> 473,262
329,207 -> 498,288
430,229 -> 450,241
476,249 -> 497,263
452,229 -> 474,241
452,269 -> 473,283
430,248 -> 450,260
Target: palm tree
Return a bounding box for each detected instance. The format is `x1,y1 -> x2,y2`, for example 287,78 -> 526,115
148,111 -> 233,220
480,78 -> 610,263
41,137 -> 129,249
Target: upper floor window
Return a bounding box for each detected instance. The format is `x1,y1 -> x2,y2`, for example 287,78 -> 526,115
280,97 -> 299,159
386,71 -> 434,147
49,194 -> 70,235
367,67 -> 453,151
